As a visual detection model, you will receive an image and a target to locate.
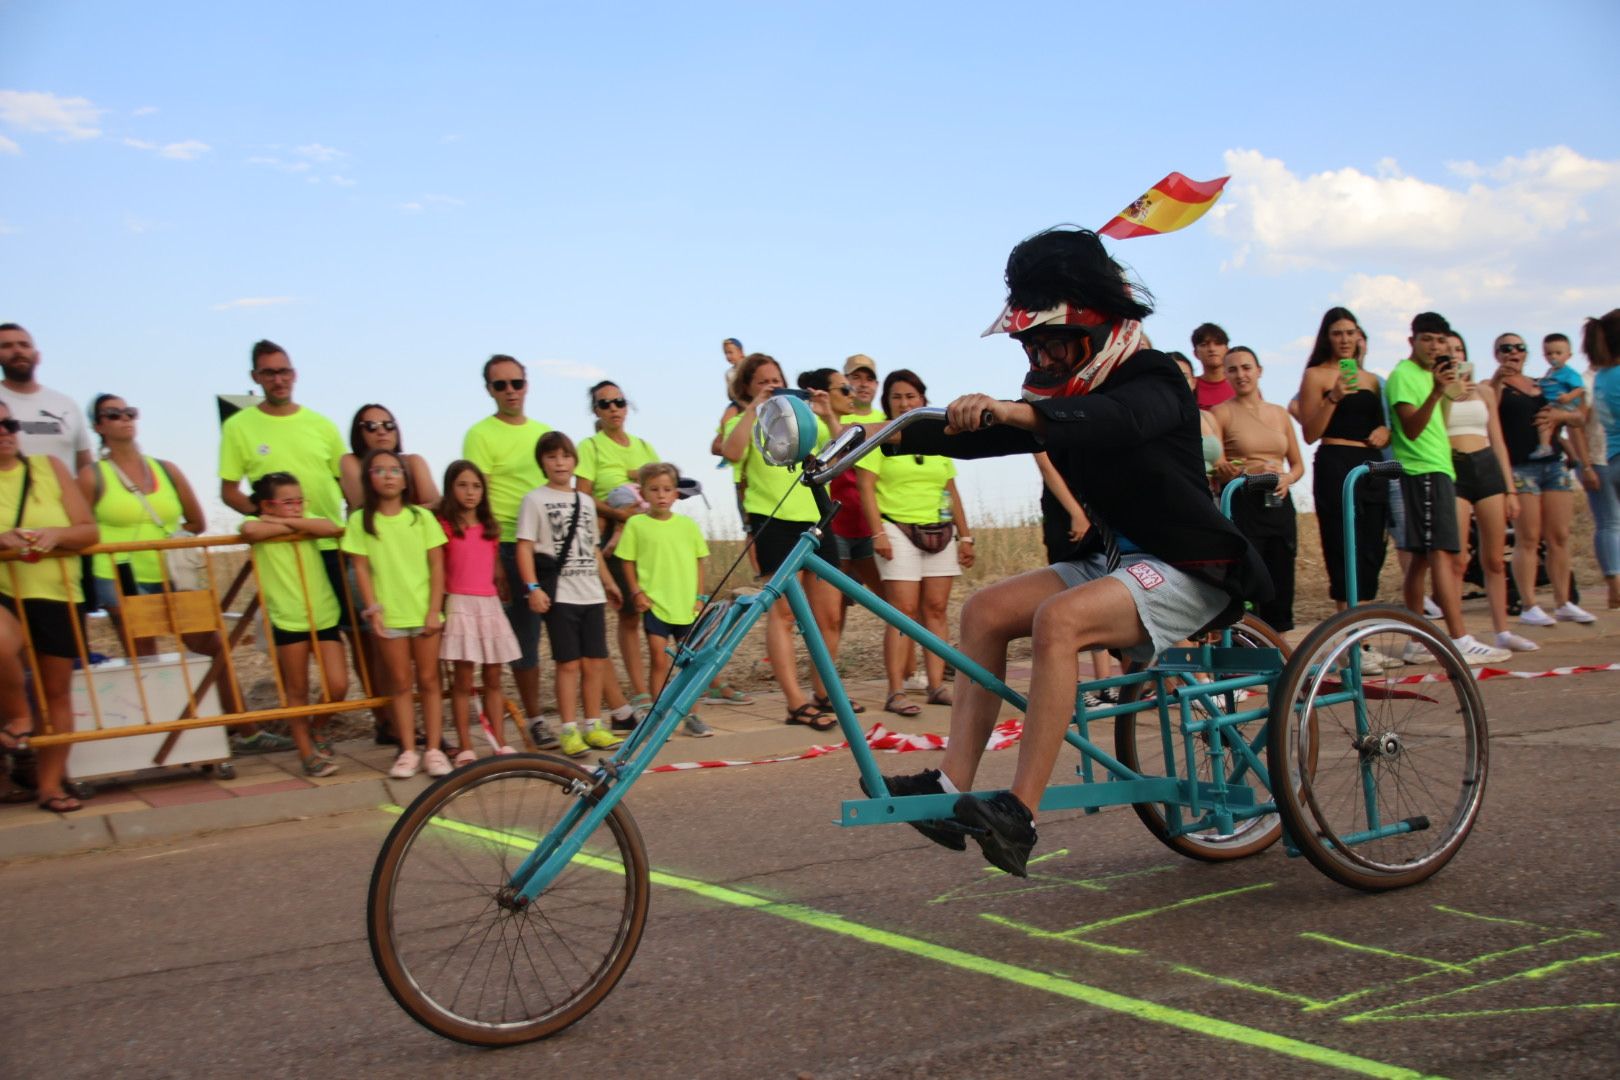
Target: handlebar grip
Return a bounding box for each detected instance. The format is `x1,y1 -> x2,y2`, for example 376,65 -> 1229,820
1243,473 -> 1280,492
980,409 -> 996,428
1366,460 -> 1405,478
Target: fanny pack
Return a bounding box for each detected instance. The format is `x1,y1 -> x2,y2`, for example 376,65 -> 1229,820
884,515 -> 954,554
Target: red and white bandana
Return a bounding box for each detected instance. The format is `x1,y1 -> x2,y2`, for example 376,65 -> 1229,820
983,300 -> 1144,400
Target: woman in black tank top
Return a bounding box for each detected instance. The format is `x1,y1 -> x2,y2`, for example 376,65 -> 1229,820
1297,308 -> 1390,608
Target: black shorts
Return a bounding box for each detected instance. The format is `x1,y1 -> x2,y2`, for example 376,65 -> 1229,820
1396,472 -> 1461,554
271,624 -> 343,648
603,553 -> 637,616
748,513 -> 836,575
642,611 -> 693,641
0,595 -> 79,659
544,602 -> 608,663
319,547 -> 353,630
1452,447 -> 1507,504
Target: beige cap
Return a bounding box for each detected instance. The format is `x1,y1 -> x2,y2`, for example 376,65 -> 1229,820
843,354 -> 878,378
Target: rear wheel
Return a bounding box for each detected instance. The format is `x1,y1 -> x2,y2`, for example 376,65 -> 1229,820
1114,615 -> 1291,860
1268,605 -> 1488,891
368,754 -> 650,1045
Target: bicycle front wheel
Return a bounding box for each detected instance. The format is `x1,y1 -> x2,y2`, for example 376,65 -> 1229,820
368,754 -> 650,1045
1268,605 -> 1488,891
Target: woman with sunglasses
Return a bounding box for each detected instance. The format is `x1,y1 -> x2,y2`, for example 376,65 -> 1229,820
340,405 -> 439,511
0,401 -> 99,812
78,395 -> 221,657
1489,332 -> 1595,626
856,368 -> 973,715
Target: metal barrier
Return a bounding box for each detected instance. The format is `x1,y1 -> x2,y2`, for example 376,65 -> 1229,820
1,533 -> 526,758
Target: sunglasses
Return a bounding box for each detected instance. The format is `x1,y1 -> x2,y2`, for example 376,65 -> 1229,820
359,419 -> 397,433
0,418 -> 19,434
1496,343 -> 1527,354
369,466 -> 405,477
593,397 -> 628,410
255,366 -> 294,379
829,385 -> 853,396
489,378 -> 526,392
98,407 -> 139,421
1019,336 -> 1078,363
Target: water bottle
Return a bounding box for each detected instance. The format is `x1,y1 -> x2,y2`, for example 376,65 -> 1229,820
939,490 -> 952,524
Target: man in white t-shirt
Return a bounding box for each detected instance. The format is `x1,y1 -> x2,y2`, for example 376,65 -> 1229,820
0,323 -> 93,471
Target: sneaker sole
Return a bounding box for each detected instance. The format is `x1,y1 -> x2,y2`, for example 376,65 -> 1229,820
952,795 -> 1035,878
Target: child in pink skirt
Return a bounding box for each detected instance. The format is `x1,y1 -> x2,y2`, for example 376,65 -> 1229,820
437,460 -> 521,765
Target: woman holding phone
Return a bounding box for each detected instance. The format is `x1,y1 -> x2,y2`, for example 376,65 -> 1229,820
1297,307 -> 1390,610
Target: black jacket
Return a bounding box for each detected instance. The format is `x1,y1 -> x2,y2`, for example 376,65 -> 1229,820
897,349 -> 1272,628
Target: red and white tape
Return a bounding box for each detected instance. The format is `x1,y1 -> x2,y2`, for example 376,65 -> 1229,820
648,718 -> 1024,773
1376,661 -> 1620,686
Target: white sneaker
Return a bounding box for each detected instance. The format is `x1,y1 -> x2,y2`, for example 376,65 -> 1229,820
1452,635 -> 1512,666
1422,596 -> 1443,619
1519,605 -> 1556,627
1401,641 -> 1435,664
1555,601 -> 1596,624
389,750 -> 421,779
423,748 -> 452,777
1495,630 -> 1540,652
904,671 -> 928,691
1360,645 -> 1401,673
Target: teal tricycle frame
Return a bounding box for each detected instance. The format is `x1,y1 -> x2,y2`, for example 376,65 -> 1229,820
368,405 -> 1489,1046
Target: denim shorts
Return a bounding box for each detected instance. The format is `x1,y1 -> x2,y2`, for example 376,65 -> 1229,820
834,533 -> 875,561
1512,458 -> 1574,495
92,575 -> 162,610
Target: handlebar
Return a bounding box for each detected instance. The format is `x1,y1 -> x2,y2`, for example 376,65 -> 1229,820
805,406 -> 957,485
1365,459 -> 1405,478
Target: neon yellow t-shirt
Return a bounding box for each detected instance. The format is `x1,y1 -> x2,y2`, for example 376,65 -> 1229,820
856,451 -> 957,524
614,513 -> 709,626
0,455 -> 84,603
576,431 -> 659,494
461,415 -> 552,541
219,406 -> 345,549
839,407 -> 886,426
246,518 -> 340,632
722,412 -> 830,522
91,458 -> 183,583
340,505 -> 446,628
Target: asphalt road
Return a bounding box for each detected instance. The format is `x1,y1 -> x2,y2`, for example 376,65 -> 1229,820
4,667 -> 1618,1079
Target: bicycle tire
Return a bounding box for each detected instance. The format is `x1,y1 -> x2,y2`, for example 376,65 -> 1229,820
368,754 -> 650,1045
1114,615 -> 1291,861
1267,605 -> 1488,891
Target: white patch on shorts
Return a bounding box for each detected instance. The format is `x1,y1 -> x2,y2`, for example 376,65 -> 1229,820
1124,561 -> 1165,590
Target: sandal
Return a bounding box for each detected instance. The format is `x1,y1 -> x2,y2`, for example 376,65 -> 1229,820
884,692 -> 921,717
784,703 -> 836,732
38,793 -> 83,813
925,685 -> 953,707
702,682 -> 754,706
0,724 -> 34,753
814,693 -> 865,715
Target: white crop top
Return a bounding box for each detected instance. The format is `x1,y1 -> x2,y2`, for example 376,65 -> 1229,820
1446,397 -> 1489,440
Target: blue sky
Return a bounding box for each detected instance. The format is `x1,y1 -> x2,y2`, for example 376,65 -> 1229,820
3,0 -> 1618,529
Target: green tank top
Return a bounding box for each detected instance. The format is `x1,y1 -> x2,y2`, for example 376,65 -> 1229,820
92,457 -> 182,583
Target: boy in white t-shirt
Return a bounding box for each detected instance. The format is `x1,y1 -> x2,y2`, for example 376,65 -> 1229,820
515,431 -> 625,758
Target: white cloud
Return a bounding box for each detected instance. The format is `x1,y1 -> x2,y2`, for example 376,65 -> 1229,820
212,296 -> 296,311
532,359 -> 609,381
0,134 -> 18,155
398,193 -> 464,213
1212,145 -> 1620,270
330,174 -> 357,187
0,218 -> 17,235
0,90 -> 104,140
295,142 -> 342,162
132,105 -> 159,117
126,137 -> 210,160
124,215 -> 167,234
247,156 -> 311,173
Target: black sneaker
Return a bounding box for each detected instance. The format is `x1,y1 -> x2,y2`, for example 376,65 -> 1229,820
858,769 -> 966,852
953,791 -> 1037,877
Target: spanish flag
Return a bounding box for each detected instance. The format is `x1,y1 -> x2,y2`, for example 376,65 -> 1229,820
1099,173 -> 1229,240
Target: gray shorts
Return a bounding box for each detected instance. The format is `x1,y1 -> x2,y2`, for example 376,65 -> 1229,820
1050,553 -> 1231,664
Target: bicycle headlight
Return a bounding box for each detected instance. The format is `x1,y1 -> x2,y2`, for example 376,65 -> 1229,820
754,390 -> 818,467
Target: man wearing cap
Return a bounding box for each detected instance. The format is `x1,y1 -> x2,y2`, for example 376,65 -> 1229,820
830,355 -> 886,590
861,227 -> 1270,878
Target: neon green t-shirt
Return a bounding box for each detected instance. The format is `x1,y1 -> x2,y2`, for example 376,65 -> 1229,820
1386,358 -> 1455,478
614,513 -> 709,627
840,407 -> 886,426
461,415 -> 553,542
721,412 -> 830,522
340,505 -> 446,628
576,431 -> 659,494
856,451 -> 957,524
219,406 -> 345,549
246,518 -> 340,632
91,457 -> 183,584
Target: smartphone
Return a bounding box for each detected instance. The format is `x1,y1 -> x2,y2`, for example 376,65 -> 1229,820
1337,356 -> 1359,389
1457,361 -> 1474,381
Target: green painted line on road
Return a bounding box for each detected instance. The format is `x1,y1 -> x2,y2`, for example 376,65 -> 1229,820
1299,932 -> 1474,974
382,804 -> 1438,1079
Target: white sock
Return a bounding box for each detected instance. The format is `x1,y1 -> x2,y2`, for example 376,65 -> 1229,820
937,772 -> 960,794
584,718 -> 603,730
610,703 -> 635,721
561,721 -> 579,732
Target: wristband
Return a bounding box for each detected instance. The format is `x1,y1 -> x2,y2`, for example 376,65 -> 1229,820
524,582 -> 541,592
958,536 -> 975,544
